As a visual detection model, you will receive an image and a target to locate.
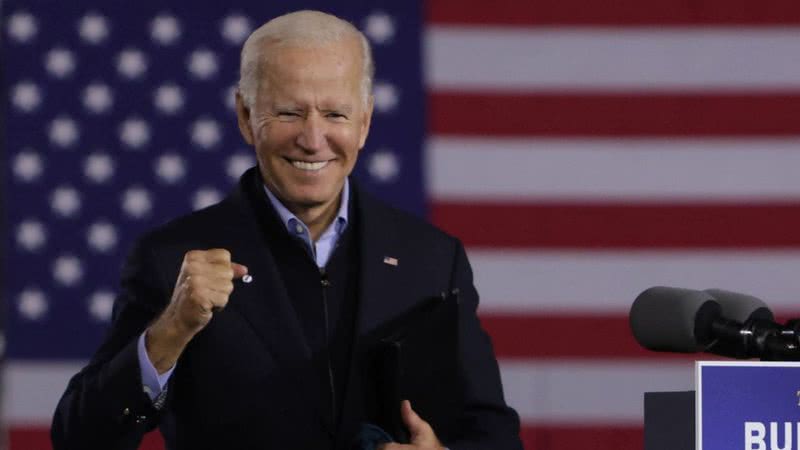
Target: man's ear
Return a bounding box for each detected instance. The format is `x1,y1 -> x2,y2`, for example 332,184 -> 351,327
235,90 -> 255,145
357,95 -> 374,150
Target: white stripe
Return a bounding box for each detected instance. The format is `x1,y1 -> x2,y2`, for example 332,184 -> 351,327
5,359 -> 691,425
4,361 -> 83,425
500,359 -> 694,423
427,137 -> 800,201
427,26 -> 800,91
470,250 -> 800,313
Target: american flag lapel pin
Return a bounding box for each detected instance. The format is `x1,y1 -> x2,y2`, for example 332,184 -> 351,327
383,256 -> 399,266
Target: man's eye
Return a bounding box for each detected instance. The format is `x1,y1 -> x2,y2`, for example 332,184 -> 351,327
278,111 -> 300,117
327,112 -> 347,119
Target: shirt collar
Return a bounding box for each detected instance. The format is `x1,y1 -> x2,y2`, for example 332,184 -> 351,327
263,179 -> 349,239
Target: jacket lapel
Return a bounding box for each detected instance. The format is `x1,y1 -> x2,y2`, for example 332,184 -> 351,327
354,191 -> 408,334
222,172 -> 311,367
337,184 -> 416,446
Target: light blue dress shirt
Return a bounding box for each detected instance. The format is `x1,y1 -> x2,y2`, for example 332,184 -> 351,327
137,180 -> 351,401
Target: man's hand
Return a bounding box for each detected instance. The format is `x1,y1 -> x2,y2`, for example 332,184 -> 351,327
379,400 -> 445,450
145,249 -> 248,373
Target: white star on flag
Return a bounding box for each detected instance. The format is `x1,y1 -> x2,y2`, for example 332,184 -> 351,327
13,150 -> 44,182
83,83 -> 114,114
84,153 -> 115,183
363,12 -> 395,44
44,47 -> 76,78
87,222 -> 119,253
48,116 -> 80,148
119,118 -> 151,149
150,14 -> 181,45
16,220 -> 47,252
78,12 -> 110,44
121,187 -> 153,218
154,83 -> 185,114
192,187 -> 223,210
53,255 -> 84,287
50,186 -> 82,217
11,81 -> 42,113
7,11 -> 38,43
154,153 -> 188,184
187,49 -> 219,80
226,153 -> 256,180
373,82 -> 400,113
191,118 -> 222,149
223,84 -> 238,111
221,14 -> 252,45
88,290 -> 116,322
18,289 -> 48,321
117,49 -> 148,79
367,149 -> 401,183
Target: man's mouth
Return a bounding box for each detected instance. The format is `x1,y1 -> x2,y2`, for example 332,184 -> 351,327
286,158 -> 331,171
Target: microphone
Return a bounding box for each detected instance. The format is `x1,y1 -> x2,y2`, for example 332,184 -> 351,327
704,288 -> 773,323
702,289 -> 777,358
629,286 -> 800,360
629,286 -> 719,354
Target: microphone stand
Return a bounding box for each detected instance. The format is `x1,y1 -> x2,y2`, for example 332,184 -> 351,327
707,318 -> 800,361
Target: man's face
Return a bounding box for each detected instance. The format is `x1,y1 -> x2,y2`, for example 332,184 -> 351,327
236,38 -> 372,214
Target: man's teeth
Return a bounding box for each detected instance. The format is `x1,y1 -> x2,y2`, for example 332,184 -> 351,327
290,160 -> 329,171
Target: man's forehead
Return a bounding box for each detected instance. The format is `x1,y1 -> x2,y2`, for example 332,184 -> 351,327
270,92 -> 358,111
262,44 -> 361,84
262,37 -> 363,64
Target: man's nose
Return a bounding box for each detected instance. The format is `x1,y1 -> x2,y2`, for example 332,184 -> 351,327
296,114 -> 326,152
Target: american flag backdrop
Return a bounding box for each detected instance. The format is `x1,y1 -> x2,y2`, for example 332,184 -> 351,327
4,1 -> 800,449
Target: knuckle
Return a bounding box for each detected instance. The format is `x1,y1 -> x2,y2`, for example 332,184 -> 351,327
184,261 -> 201,274
185,250 -> 202,262
211,248 -> 231,260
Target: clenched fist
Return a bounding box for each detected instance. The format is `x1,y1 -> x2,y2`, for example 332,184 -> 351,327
145,249 -> 248,373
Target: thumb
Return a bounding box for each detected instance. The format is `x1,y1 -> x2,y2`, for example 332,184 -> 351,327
401,400 -> 433,443
231,262 -> 249,279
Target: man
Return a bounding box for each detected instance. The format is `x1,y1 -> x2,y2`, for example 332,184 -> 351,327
52,10 -> 521,450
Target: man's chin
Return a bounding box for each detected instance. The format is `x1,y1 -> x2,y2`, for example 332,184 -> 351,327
282,190 -> 336,210
266,177 -> 337,207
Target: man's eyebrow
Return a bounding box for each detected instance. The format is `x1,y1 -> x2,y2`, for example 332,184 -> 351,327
274,103 -> 303,110
324,104 -> 354,114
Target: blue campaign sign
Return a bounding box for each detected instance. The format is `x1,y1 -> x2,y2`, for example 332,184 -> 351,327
697,361 -> 800,450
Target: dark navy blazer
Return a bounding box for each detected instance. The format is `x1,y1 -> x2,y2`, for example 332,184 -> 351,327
51,167 -> 522,450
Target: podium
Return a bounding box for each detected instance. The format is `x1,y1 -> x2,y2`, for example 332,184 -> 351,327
644,391 -> 694,450
644,362 -> 800,450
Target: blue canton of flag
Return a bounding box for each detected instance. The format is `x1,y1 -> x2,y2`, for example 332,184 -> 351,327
2,0 -> 424,368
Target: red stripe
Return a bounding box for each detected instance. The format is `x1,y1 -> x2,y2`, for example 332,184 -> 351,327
521,425 -> 643,450
482,313 -> 700,359
428,0 -> 800,25
432,202 -> 800,249
10,426 -> 165,449
12,425 -> 643,450
483,312 -> 800,358
430,92 -> 800,136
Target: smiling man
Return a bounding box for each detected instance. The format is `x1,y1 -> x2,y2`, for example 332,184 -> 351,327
236,23 -> 372,241
52,10 -> 521,450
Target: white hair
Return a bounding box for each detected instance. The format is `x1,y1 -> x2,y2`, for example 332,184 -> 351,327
238,10 -> 374,108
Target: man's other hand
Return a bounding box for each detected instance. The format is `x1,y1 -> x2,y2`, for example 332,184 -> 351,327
379,400 -> 445,450
146,249 -> 248,373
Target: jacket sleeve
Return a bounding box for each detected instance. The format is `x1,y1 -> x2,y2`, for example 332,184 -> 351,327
51,237 -> 173,450
447,239 -> 524,450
